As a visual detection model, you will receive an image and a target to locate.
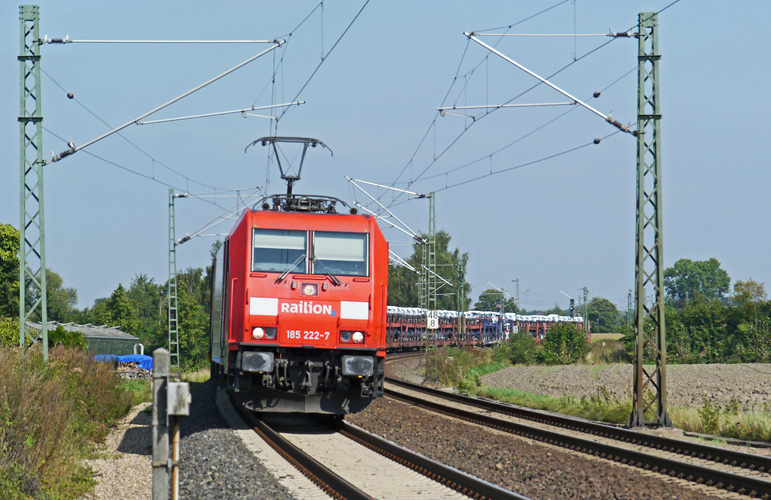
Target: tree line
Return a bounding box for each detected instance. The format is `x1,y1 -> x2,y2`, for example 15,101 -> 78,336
4,218 -> 771,368
0,223 -> 214,370
623,258 -> 771,364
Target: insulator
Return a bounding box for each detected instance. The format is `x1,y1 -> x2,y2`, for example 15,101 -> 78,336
50,38 -> 65,44
607,117 -> 631,134
57,149 -> 74,160
593,92 -> 601,98
67,92 -> 74,99
593,138 -> 601,145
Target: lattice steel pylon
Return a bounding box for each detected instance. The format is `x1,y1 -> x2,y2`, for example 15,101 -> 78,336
19,5 -> 48,358
168,190 -> 180,376
427,192 -> 437,313
418,192 -> 436,351
629,12 -> 671,428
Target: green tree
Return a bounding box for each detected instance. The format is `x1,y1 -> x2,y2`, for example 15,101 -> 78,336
540,323 -> 589,365
176,271 -> 211,369
0,223 -> 20,318
586,297 -> 619,333
13,265 -> 77,322
178,267 -> 209,311
728,279 -> 771,362
664,258 -> 730,306
88,284 -> 141,334
44,269 -> 78,322
669,298 -> 727,363
388,230 -> 470,310
473,288 -> 518,313
127,273 -> 164,347
733,278 -> 766,304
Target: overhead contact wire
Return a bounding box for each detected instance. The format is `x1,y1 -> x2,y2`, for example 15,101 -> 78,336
277,0 -> 372,122
390,0 -> 679,202
420,66 -> 636,182
41,69 -> 222,191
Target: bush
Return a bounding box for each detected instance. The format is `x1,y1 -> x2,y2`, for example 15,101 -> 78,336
425,347 -> 489,387
540,323 -> 589,365
48,325 -> 87,351
506,331 -> 538,365
0,345 -> 133,499
0,317 -> 33,348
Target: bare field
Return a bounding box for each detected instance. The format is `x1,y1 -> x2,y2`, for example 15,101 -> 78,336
481,363 -> 771,412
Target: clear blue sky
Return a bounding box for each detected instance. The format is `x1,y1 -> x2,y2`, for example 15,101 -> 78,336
2,1 -> 769,312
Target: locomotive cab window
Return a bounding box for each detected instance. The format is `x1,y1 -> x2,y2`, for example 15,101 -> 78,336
252,229 -> 307,273
312,231 -> 368,277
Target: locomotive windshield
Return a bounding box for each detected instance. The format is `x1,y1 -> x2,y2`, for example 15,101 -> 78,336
252,229 -> 307,273
252,228 -> 368,277
312,232 -> 368,277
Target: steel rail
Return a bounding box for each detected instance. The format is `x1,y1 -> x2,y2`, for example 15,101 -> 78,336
385,384 -> 771,498
340,421 -> 530,500
230,395 -> 374,500
386,377 -> 771,472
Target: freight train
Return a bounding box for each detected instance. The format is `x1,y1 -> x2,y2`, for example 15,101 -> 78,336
209,137 -> 388,414
209,136 -> 585,414
385,306 -> 585,349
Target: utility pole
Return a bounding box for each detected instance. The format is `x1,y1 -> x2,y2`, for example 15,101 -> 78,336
627,289 -> 633,327
456,262 -> 465,341
582,287 -> 589,334
19,5 -> 48,358
512,279 -> 520,312
168,190 -> 180,377
630,12 -> 671,428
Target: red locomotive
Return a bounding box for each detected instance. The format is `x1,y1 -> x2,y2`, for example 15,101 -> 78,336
210,137 -> 388,414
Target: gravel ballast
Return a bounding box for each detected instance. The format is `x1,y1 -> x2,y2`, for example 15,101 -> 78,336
347,397 -> 728,500
178,381 -> 296,500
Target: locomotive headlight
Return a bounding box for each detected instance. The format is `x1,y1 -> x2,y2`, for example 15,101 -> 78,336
340,331 -> 352,343
265,328 -> 276,340
352,331 -> 364,343
252,327 -> 265,340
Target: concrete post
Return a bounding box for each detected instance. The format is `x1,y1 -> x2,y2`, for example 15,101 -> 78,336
152,348 -> 170,500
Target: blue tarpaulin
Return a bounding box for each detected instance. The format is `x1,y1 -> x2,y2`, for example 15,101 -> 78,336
117,354 -> 154,371
93,354 -> 119,363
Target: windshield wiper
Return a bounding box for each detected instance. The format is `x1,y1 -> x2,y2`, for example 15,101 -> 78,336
275,254 -> 306,284
313,257 -> 342,286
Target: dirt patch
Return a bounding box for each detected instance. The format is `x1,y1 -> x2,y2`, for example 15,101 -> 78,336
480,363 -> 771,412
385,354 -> 425,384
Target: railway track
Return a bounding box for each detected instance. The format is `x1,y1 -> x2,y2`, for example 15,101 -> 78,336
229,392 -> 529,500
384,376 -> 771,499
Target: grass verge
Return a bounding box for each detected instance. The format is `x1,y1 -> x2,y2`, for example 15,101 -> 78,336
121,379 -> 153,406
426,346 -> 771,442
670,401 -> 771,442
477,386 -> 633,424
0,345 -> 134,499
182,368 -> 211,383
